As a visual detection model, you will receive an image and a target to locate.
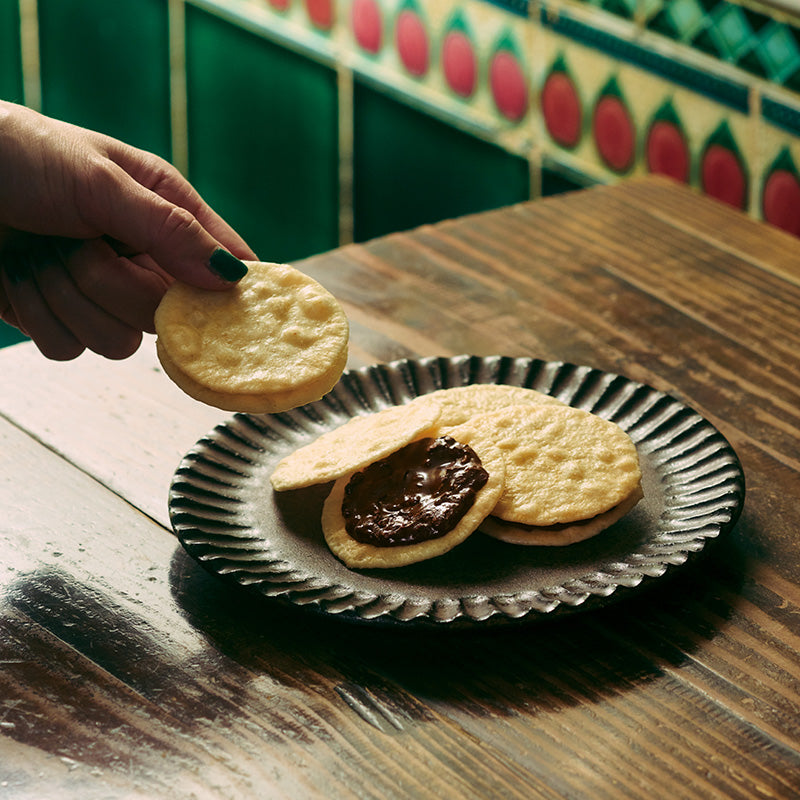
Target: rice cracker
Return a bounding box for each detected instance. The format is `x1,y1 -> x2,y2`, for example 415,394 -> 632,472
270,400 -> 443,491
322,423 -> 506,568
480,484 -> 643,546
155,260 -> 349,413
472,403 -> 641,527
410,384 -> 563,430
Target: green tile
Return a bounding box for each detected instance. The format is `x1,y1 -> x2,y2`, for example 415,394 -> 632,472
661,0 -> 708,42
185,7 -> 339,263
639,0 -> 665,25
541,166 -> 591,196
785,65 -> 800,93
0,321 -> 28,348
601,0 -> 637,20
353,81 -> 530,242
708,4 -> 757,61
38,0 -> 171,158
754,22 -> 800,83
0,0 -> 23,102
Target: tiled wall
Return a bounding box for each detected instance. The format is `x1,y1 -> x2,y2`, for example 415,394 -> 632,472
2,0 -> 799,265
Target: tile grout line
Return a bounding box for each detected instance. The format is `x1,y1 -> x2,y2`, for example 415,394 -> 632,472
18,0 -> 40,111
168,0 -> 190,176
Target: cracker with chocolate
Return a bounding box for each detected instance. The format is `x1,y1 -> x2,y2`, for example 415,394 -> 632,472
271,384 -> 643,567
270,400 -> 442,491
155,260 -> 349,413
321,424 -> 506,569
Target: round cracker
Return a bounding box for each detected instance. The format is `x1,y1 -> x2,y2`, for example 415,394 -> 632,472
270,400 -> 442,491
156,338 -> 347,413
322,425 -> 506,568
471,404 -> 641,526
410,384 -> 563,430
154,260 -> 349,413
480,483 -> 643,546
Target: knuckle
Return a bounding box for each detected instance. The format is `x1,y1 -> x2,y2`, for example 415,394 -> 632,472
156,205 -> 200,244
68,252 -> 112,298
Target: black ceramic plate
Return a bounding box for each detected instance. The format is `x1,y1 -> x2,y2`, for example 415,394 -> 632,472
169,356 -> 745,626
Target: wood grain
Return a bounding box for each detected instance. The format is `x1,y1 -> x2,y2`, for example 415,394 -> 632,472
2,177 -> 799,798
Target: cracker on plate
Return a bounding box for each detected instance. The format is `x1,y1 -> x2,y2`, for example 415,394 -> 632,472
479,484 -> 643,546
470,404 -> 642,527
155,260 -> 349,413
322,422 -> 506,568
410,384 -> 564,430
270,400 -> 442,491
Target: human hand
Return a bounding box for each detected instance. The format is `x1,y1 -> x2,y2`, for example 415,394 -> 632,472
0,101 -> 257,360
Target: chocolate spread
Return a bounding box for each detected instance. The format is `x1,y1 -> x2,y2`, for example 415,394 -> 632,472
342,436 -> 489,547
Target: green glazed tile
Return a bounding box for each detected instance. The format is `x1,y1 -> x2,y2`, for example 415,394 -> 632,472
0,0 -> 23,103
754,22 -> 800,83
185,7 -> 339,263
785,64 -> 800,93
639,0 -> 665,25
664,0 -> 708,41
541,166 -> 590,196
38,0 -> 171,158
0,322 -> 27,348
707,4 -> 757,61
601,0 -> 637,20
352,81 -> 530,242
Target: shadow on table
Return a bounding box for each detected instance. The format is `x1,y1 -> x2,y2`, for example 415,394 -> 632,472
0,517 -> 752,775
166,520 -> 752,725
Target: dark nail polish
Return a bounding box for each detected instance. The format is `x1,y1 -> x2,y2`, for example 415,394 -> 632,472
209,249 -> 248,282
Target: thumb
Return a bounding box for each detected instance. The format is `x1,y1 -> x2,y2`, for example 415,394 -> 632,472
81,161 -> 249,289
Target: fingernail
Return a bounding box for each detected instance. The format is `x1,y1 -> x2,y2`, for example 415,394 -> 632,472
208,248 -> 248,282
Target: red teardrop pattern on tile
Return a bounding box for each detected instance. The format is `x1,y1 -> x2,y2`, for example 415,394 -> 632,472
442,29 -> 477,98
352,0 -> 382,54
542,71 -> 582,148
593,95 -> 635,173
762,169 -> 800,236
304,0 -> 333,30
702,145 -> 747,209
396,9 -> 429,77
646,120 -> 690,183
490,50 -> 528,121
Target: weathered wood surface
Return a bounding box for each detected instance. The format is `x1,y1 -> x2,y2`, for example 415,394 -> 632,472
1,176 -> 799,799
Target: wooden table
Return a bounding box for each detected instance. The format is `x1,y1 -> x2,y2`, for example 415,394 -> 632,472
1,175 -> 799,798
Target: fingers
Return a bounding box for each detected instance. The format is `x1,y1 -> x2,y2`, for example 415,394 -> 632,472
76,157 -> 251,290
1,245 -> 85,360
0,282 -> 22,331
0,235 -> 158,361
108,144 -> 257,262
1,107 -> 254,292
69,239 -> 170,334
36,250 -> 144,360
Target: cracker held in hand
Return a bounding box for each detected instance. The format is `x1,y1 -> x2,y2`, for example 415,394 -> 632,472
270,400 -> 442,491
475,403 -> 641,528
155,261 -> 349,413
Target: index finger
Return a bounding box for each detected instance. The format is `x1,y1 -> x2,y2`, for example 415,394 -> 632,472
77,161 -> 248,289
105,140 -> 257,262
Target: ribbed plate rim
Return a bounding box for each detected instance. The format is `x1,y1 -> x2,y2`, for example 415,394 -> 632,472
169,355 -> 745,627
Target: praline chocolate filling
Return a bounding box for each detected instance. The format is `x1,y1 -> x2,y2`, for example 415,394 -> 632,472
341,435 -> 489,547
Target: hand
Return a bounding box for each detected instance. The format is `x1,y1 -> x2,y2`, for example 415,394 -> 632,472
0,101 -> 257,360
